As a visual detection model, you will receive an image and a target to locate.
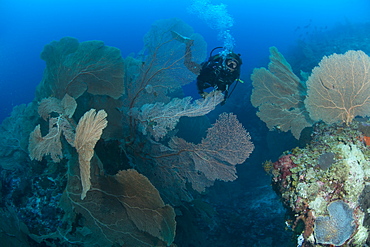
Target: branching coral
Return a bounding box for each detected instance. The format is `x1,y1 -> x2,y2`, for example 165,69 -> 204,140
131,90 -> 224,140
123,18 -> 206,110
28,94 -> 77,162
140,113 -> 254,203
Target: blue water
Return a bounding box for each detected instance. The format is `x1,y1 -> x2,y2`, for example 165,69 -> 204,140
1,0 -> 369,122
1,1 -> 370,246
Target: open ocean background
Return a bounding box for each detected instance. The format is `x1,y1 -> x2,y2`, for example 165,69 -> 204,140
1,1 -> 370,246
1,0 -> 369,122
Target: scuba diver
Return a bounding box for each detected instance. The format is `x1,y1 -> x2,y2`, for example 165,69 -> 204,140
172,31 -> 243,104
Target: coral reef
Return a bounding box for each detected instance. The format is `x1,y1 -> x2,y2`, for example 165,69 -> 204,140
254,22 -> 370,246
314,200 -> 355,245
271,121 -> 370,246
0,18 -> 254,246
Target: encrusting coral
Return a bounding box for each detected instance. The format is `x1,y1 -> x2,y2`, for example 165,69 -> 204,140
271,120 -> 370,246
254,46 -> 370,246
314,200 -> 356,246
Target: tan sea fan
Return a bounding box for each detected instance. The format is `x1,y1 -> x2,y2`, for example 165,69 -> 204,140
74,109 -> 108,199
305,50 -> 370,124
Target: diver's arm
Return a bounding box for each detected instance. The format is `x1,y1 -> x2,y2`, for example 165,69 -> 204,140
184,41 -> 201,75
171,31 -> 201,75
197,79 -> 205,94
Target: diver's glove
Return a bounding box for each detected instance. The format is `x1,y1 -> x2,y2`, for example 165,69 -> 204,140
171,31 -> 194,45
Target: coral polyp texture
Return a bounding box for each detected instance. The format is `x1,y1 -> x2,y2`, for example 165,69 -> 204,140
271,121 -> 370,246
314,200 -> 355,246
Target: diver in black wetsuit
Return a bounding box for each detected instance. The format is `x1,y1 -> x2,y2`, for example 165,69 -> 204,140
172,31 -> 242,104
